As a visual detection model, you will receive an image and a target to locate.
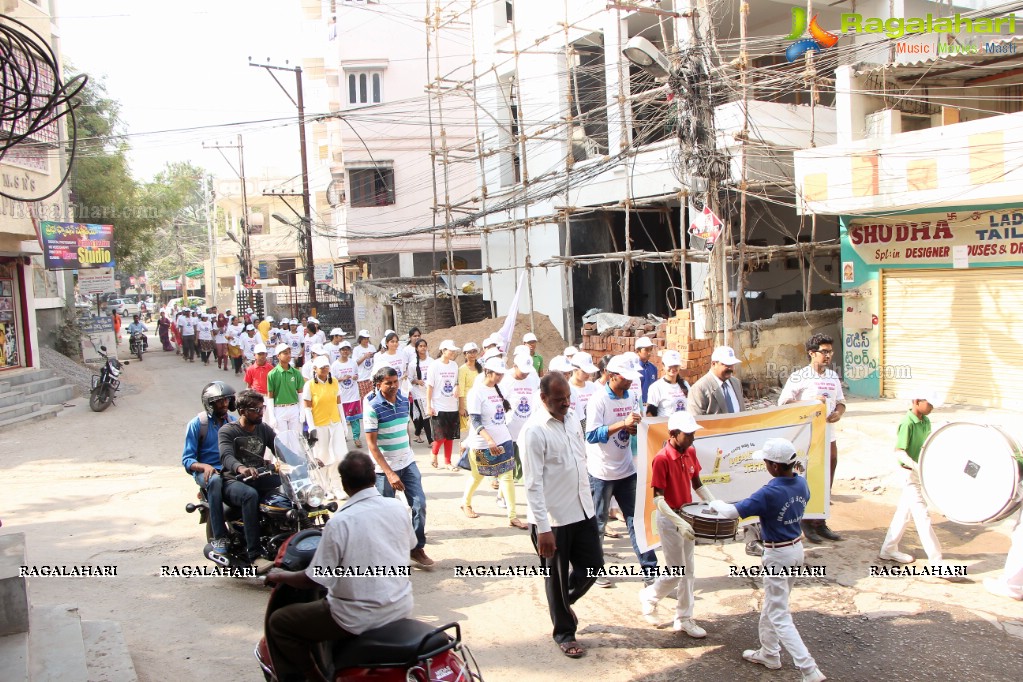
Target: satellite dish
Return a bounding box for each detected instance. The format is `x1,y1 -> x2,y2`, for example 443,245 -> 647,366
326,179 -> 346,208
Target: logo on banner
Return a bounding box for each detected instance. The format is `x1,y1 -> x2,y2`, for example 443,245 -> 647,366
688,204 -> 723,245
785,8 -> 839,62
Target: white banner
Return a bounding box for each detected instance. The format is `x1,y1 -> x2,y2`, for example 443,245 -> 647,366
78,267 -> 116,295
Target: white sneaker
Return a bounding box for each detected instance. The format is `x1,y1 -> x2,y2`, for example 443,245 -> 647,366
878,549 -> 914,564
742,648 -> 782,670
802,667 -> 827,682
638,585 -> 658,623
672,618 -> 706,638
496,496 -> 507,509
984,577 -> 1023,601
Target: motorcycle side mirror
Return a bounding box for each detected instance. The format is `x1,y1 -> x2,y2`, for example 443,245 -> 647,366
100,345 -> 107,352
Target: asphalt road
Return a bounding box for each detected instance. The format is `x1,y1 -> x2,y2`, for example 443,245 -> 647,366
4,339 -> 1022,681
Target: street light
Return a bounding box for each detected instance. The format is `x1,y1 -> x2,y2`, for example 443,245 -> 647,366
622,36 -> 672,79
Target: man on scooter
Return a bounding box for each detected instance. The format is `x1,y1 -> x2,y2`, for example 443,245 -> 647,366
218,389 -> 281,571
265,451 -> 416,682
182,382 -> 237,559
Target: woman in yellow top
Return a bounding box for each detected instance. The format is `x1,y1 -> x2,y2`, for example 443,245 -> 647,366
457,342 -> 481,435
301,355 -> 348,497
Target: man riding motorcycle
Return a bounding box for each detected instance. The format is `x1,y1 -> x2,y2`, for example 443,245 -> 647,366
218,389 -> 281,571
182,382 -> 237,558
127,314 -> 148,352
266,450 -> 416,682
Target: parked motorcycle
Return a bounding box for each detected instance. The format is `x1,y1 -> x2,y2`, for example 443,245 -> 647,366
185,431 -> 336,569
255,528 -> 483,682
129,331 -> 146,361
89,345 -> 125,412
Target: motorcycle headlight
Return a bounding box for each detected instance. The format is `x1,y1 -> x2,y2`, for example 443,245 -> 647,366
301,484 -> 325,508
109,365 -> 121,377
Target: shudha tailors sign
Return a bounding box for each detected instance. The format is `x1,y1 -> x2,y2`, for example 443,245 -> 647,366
846,209 -> 1023,267
40,221 -> 115,270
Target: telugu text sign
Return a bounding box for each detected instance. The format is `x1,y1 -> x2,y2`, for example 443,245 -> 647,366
41,222 -> 115,270
80,315 -> 117,363
635,402 -> 829,553
847,209 -> 1023,267
78,267 -> 116,295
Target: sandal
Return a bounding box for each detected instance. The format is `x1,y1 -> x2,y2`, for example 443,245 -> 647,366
353,440 -> 362,448
431,457 -> 439,468
461,505 -> 479,519
415,437 -> 425,443
558,641 -> 585,658
605,530 -> 621,539
448,465 -> 460,472
491,479 -> 500,490
509,518 -> 528,530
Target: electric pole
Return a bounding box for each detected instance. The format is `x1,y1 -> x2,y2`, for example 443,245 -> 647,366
202,135 -> 253,308
250,60 -> 317,314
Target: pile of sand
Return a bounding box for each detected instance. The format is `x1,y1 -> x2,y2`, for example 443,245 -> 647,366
421,313 -> 567,365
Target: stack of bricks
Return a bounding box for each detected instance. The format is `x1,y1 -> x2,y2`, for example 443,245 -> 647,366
578,309 -> 714,384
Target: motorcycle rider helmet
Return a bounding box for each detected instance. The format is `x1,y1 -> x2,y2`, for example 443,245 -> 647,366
201,381 -> 236,417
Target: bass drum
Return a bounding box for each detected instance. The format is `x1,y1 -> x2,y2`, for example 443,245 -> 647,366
919,422 -> 1023,525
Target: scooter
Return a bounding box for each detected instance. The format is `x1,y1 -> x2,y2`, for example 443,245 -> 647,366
254,528 -> 483,682
89,344 -> 126,412
185,431 -> 336,569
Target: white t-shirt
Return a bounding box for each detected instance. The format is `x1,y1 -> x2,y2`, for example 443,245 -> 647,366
354,344 -> 376,382
331,358 -> 361,403
426,359 -> 459,413
585,385 -> 639,481
779,365 -> 845,442
407,354 -> 432,402
178,316 -> 196,336
304,329 -> 326,356
372,351 -> 409,385
464,384 -> 512,449
214,325 -> 227,344
646,378 -> 690,417
196,320 -> 213,341
287,329 -> 305,357
500,371 -> 541,441
240,333 -> 259,360
323,342 -> 341,365
227,324 -> 244,348
569,381 -> 599,422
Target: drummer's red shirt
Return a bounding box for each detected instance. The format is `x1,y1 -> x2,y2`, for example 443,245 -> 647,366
651,443 -> 701,510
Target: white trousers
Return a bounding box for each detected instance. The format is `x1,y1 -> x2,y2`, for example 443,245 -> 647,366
273,404 -> 302,434
995,509 -> 1023,597
881,468 -> 943,563
650,512 -> 695,619
312,421 -> 349,498
759,543 -> 817,674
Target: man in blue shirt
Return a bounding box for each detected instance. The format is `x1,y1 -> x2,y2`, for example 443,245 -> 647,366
126,315 -> 148,352
709,439 -> 826,682
635,337 -> 659,404
182,382 -> 237,557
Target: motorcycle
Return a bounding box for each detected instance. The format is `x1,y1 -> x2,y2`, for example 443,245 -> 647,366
185,431 -> 336,569
129,331 -> 146,361
89,344 -> 126,412
255,528 -> 483,682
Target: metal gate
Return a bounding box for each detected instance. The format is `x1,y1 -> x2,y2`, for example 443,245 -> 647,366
274,285 -> 355,334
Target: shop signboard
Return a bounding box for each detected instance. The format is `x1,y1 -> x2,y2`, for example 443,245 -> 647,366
40,221 -> 115,270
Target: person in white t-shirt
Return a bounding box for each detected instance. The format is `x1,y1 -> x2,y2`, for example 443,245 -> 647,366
287,320 -> 305,368
426,339 -> 461,470
408,338 -> 433,445
303,318 -> 326,359
461,357 -> 527,529
401,327 -> 422,367
303,344 -> 325,382
372,332 -> 409,393
239,325 -> 260,369
353,330 -> 377,399
196,314 -> 214,365
213,316 -> 229,371
645,350 -> 691,417
330,340 -> 363,448
178,310 -> 197,362
568,352 -> 600,427
500,354 -> 541,443
324,328 -> 345,365
778,333 -> 845,545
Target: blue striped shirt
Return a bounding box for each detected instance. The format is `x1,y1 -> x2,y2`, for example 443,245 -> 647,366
364,390 -> 415,472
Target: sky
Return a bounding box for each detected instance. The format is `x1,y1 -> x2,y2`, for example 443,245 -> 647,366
56,0 -> 319,183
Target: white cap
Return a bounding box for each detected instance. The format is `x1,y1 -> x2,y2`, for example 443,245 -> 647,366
512,344 -> 530,357
439,339 -> 459,352
662,350 -> 682,367
549,356 -> 574,373
483,335 -> 499,348
289,319 -> 299,326
523,332 -> 538,343
245,324 -> 255,331
483,357 -> 507,374
274,343 -> 290,356
310,344 -> 324,355
384,329 -> 395,336
514,355 -> 534,372
308,317 -> 319,324
265,315 -> 273,321
635,336 -> 654,349
278,318 -> 288,325
253,343 -> 268,354
312,355 -> 330,369
329,328 -> 344,337
339,340 -> 352,349
358,329 -> 371,338
482,347 -> 503,361
563,345 -> 578,357
246,308 -> 254,313
711,346 -> 742,365
606,354 -> 640,382
462,342 -> 479,353
667,412 -> 702,434
753,438 -> 798,465
910,387 -> 943,407
571,351 -> 599,374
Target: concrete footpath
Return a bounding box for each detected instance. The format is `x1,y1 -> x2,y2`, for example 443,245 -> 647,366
3,346 -> 1022,681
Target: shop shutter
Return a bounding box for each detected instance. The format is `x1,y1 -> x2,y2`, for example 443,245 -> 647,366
882,268 -> 1023,410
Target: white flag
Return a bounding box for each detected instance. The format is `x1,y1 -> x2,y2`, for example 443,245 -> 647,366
497,273 -> 526,351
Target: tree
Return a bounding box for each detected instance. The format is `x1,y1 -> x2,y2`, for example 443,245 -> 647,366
142,162 -> 210,284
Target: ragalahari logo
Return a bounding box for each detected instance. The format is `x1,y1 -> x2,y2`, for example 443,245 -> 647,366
785,7 -> 840,62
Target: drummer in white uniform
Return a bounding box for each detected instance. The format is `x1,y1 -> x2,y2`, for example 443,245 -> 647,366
638,411 -> 713,639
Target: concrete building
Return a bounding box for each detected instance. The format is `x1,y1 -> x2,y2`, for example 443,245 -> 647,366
0,0 -> 75,371
301,0 -> 481,285
794,1 -> 1023,408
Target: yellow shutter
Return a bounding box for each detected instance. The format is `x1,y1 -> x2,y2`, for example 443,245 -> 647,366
882,268 -> 1023,410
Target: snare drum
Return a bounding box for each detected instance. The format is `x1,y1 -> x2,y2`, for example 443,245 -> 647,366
919,422 -> 1023,525
679,503 -> 739,540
